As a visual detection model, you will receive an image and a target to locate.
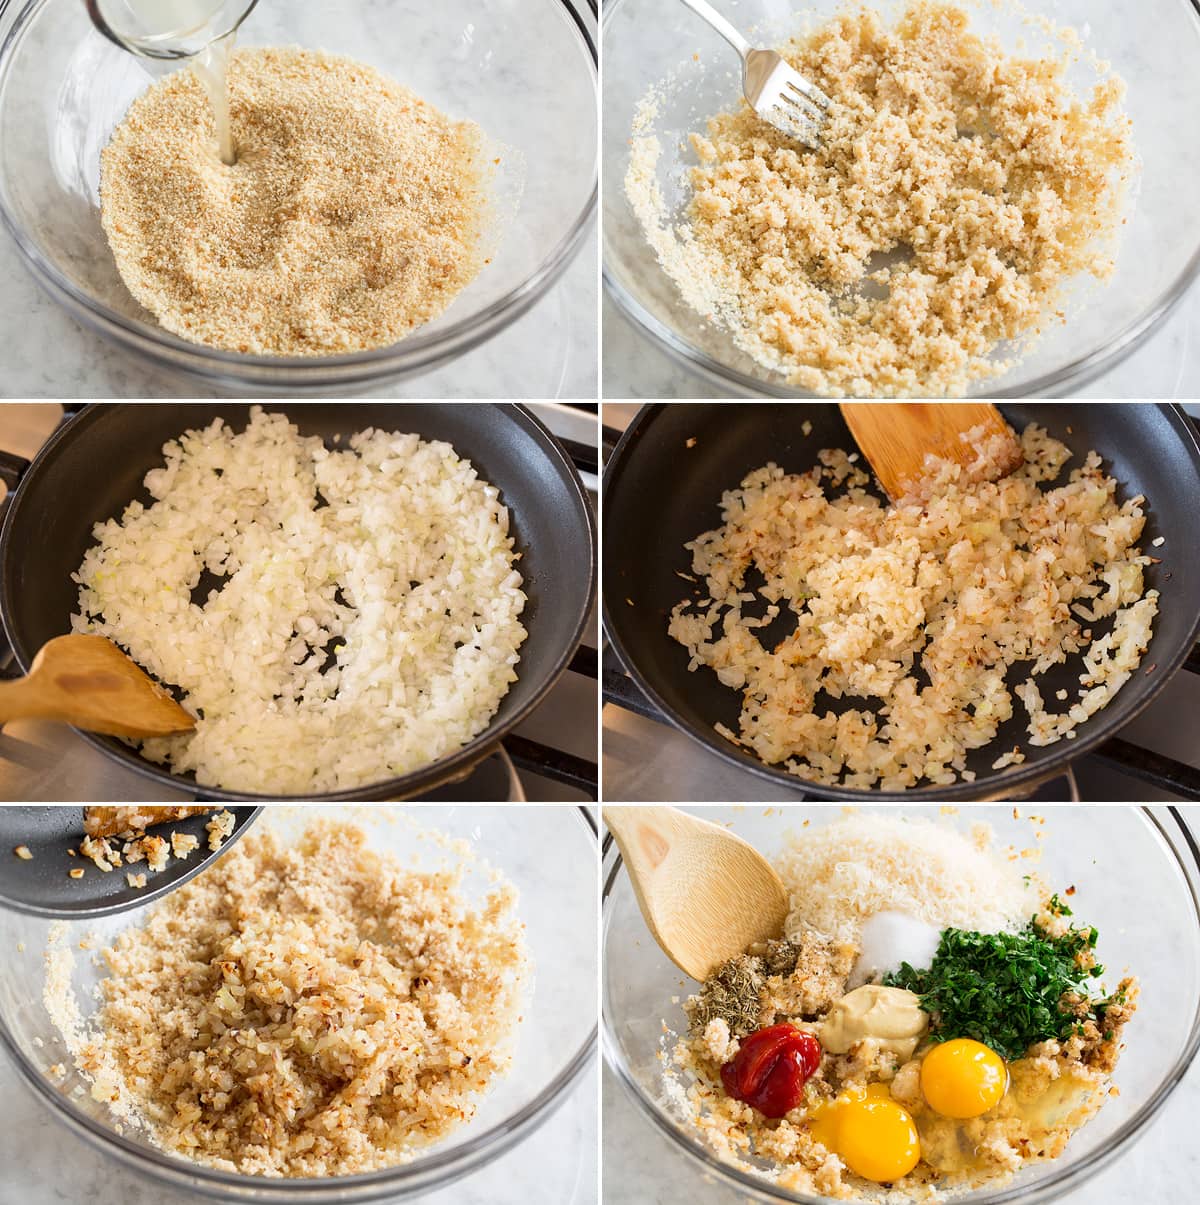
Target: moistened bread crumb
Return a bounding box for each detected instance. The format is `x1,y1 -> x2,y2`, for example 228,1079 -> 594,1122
101,47 -> 488,356
627,2 -> 1134,396
58,821 -> 528,1177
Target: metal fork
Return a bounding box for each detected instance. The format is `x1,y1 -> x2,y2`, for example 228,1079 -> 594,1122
676,0 -> 832,148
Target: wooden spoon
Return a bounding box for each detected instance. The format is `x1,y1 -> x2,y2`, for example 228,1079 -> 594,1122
604,805 -> 789,981
0,635 -> 195,738
839,403 -> 1022,502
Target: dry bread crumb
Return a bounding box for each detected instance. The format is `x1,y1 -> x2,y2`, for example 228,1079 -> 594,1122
68,868 -> 85,880
126,873 -> 147,890
58,820 -> 528,1177
627,2 -> 1134,396
101,47 -> 488,356
13,845 -> 32,860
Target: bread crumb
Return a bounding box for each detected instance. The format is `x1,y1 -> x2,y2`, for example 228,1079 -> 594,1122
13,845 -> 32,860
52,820 -> 528,1177
627,2 -> 1134,396
100,48 -> 489,356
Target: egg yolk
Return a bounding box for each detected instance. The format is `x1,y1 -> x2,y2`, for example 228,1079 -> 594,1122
807,1083 -> 921,1183
920,1038 -> 1008,1119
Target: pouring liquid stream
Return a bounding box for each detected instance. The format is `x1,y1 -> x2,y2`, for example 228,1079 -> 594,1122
119,0 -> 239,164
192,32 -> 237,165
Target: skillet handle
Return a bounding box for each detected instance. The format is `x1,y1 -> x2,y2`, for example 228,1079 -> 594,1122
556,435 -> 598,477
0,449 -> 28,495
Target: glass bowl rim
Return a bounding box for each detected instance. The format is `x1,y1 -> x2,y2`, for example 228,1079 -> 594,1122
601,805 -> 1200,1205
0,0 -> 598,384
600,0 -> 1200,399
0,804 -> 599,1200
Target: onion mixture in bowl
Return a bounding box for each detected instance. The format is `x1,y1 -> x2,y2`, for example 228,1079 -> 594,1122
669,423 -> 1157,788
46,820 -> 530,1177
663,814 -> 1138,1200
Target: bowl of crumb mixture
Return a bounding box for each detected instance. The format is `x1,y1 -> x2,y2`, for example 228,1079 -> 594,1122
0,0 -> 596,391
603,0 -> 1200,397
604,806 -> 1200,1203
0,806 -> 598,1201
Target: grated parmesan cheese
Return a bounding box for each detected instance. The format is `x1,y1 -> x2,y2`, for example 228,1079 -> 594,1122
776,815 -> 1036,945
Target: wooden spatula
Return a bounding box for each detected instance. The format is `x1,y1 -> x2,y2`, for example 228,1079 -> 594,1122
604,805 -> 789,981
839,403 -> 1022,502
0,634 -> 195,738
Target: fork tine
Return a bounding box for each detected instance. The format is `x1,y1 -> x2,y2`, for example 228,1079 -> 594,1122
764,101 -> 822,147
786,77 -> 832,112
778,89 -> 826,124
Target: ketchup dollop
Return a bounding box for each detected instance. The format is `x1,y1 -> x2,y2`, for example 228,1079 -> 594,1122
720,1024 -> 822,1118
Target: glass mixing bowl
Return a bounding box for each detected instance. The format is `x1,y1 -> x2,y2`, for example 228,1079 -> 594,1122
0,804 -> 598,1202
0,0 -> 597,393
603,805 -> 1200,1203
603,0 -> 1200,397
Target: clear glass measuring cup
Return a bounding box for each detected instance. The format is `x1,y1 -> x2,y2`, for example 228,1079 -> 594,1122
83,0 -> 258,59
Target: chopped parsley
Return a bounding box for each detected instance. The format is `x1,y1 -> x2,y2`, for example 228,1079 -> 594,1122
883,918 -> 1112,1060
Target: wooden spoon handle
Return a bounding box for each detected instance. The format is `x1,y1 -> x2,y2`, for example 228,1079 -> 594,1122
0,678 -> 41,726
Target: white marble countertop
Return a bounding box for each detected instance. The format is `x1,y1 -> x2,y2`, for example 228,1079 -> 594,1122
0,1052 -> 597,1205
602,276 -> 1200,400
0,223 -> 597,401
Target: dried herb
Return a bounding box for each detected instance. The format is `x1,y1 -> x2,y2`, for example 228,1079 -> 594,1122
761,939 -> 804,978
883,918 -> 1110,1061
688,954 -> 766,1038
